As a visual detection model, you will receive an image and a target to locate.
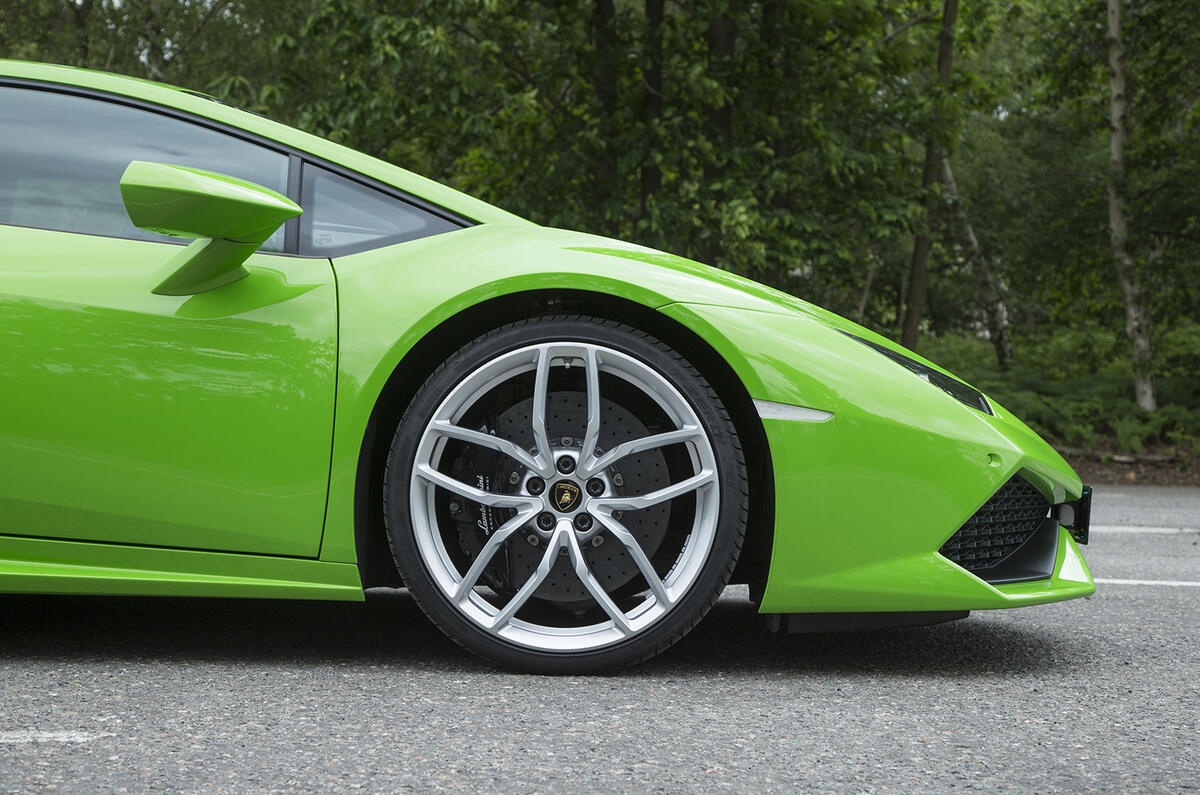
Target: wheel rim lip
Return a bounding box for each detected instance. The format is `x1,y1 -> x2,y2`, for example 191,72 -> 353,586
408,341 -> 720,653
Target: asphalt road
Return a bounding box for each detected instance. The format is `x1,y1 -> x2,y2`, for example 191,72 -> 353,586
1,486 -> 1197,793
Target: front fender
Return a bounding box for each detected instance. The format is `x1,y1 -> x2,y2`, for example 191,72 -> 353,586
317,223 -> 816,564
660,303 -> 1088,613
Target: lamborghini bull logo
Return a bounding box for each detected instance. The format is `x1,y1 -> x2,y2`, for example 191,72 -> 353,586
552,481 -> 582,513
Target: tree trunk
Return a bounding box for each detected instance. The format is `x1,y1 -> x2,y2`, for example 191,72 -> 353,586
901,0 -> 958,350
939,153 -> 1014,368
901,147 -> 939,349
706,15 -> 735,142
591,0 -> 618,235
857,257 -> 877,323
1106,0 -> 1157,412
700,9 -> 735,266
640,0 -> 664,222
70,0 -> 96,64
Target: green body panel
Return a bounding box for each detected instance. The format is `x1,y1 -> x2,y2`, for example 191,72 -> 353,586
0,225 -> 337,558
0,60 -> 1093,614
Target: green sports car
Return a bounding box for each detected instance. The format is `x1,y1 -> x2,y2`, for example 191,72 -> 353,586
0,61 -> 1094,672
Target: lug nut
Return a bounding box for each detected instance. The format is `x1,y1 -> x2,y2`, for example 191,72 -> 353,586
561,435 -> 575,447
527,477 -> 545,496
556,456 -> 576,474
612,472 -> 624,487
536,512 -> 555,530
526,533 -> 540,547
509,471 -> 521,485
574,513 -> 593,532
590,536 -> 605,548
585,478 -> 605,497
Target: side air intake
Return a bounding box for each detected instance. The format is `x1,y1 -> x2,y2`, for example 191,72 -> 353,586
940,475 -> 1053,581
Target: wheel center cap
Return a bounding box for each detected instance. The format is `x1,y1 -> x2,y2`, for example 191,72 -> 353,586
550,480 -> 582,513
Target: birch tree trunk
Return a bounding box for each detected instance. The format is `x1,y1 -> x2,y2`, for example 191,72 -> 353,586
901,0 -> 958,350
939,153 -> 1014,369
1106,0 -> 1157,412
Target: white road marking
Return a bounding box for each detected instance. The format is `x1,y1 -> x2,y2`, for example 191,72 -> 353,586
1095,578 -> 1200,587
1091,525 -> 1198,534
0,730 -> 113,744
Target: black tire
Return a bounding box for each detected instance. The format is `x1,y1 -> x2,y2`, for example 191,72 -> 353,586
382,315 -> 748,673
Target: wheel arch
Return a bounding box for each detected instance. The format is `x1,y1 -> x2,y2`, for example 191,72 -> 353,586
352,289 -> 775,597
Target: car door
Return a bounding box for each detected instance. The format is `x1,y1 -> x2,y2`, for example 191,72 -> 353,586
0,85 -> 336,558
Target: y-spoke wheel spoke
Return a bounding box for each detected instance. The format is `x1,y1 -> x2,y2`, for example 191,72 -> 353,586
581,426 -> 704,476
530,345 -> 553,472
429,420 -> 542,473
416,464 -> 540,510
565,529 -> 634,635
490,527 -> 566,629
593,512 -> 672,606
453,508 -> 541,601
591,470 -> 715,512
579,347 -> 602,465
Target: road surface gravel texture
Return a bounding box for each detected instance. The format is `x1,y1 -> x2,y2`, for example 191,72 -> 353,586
1,485 -> 1197,792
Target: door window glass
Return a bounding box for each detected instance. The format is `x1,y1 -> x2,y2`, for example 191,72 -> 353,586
299,164 -> 461,256
0,86 -> 289,251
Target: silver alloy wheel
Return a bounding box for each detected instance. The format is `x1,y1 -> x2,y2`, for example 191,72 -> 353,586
409,342 -> 720,653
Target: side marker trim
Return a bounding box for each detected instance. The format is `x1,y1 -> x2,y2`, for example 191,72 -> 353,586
753,400 -> 834,423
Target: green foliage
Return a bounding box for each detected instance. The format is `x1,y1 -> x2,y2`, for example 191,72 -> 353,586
1,0 -> 1197,453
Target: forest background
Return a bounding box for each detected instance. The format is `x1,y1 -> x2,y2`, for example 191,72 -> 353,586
3,0 -> 1198,482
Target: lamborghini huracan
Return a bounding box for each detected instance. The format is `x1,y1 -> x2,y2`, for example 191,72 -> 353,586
0,61 -> 1094,672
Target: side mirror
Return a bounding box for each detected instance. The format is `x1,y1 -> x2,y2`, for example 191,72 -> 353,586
120,161 -> 302,296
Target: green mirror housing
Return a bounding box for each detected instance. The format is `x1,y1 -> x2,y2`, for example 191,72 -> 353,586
120,161 -> 302,296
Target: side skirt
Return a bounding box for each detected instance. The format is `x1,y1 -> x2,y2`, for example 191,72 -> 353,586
0,535 -> 364,601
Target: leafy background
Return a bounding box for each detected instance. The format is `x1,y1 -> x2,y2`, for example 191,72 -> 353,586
3,0 -> 1198,482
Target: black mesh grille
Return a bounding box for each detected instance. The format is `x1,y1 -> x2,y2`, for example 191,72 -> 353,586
940,476 -> 1050,572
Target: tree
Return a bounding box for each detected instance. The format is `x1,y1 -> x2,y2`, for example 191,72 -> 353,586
939,153 -> 1013,367
0,0 -> 295,91
901,0 -> 958,350
1105,0 -> 1155,411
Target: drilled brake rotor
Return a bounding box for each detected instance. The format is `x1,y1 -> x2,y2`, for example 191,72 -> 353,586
449,391 -> 671,607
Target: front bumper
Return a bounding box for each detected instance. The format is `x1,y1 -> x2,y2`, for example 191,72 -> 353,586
756,415 -> 1094,614
661,303 -> 1095,615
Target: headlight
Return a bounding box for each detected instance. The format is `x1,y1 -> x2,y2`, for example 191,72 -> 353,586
841,331 -> 993,415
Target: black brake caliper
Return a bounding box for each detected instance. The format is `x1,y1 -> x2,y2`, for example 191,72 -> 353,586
447,423 -> 518,592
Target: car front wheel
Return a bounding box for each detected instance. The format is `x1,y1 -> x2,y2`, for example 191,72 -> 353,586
383,315 -> 748,672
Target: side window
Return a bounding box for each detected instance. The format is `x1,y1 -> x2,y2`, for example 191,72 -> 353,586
0,86 -> 289,251
300,164 -> 461,257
